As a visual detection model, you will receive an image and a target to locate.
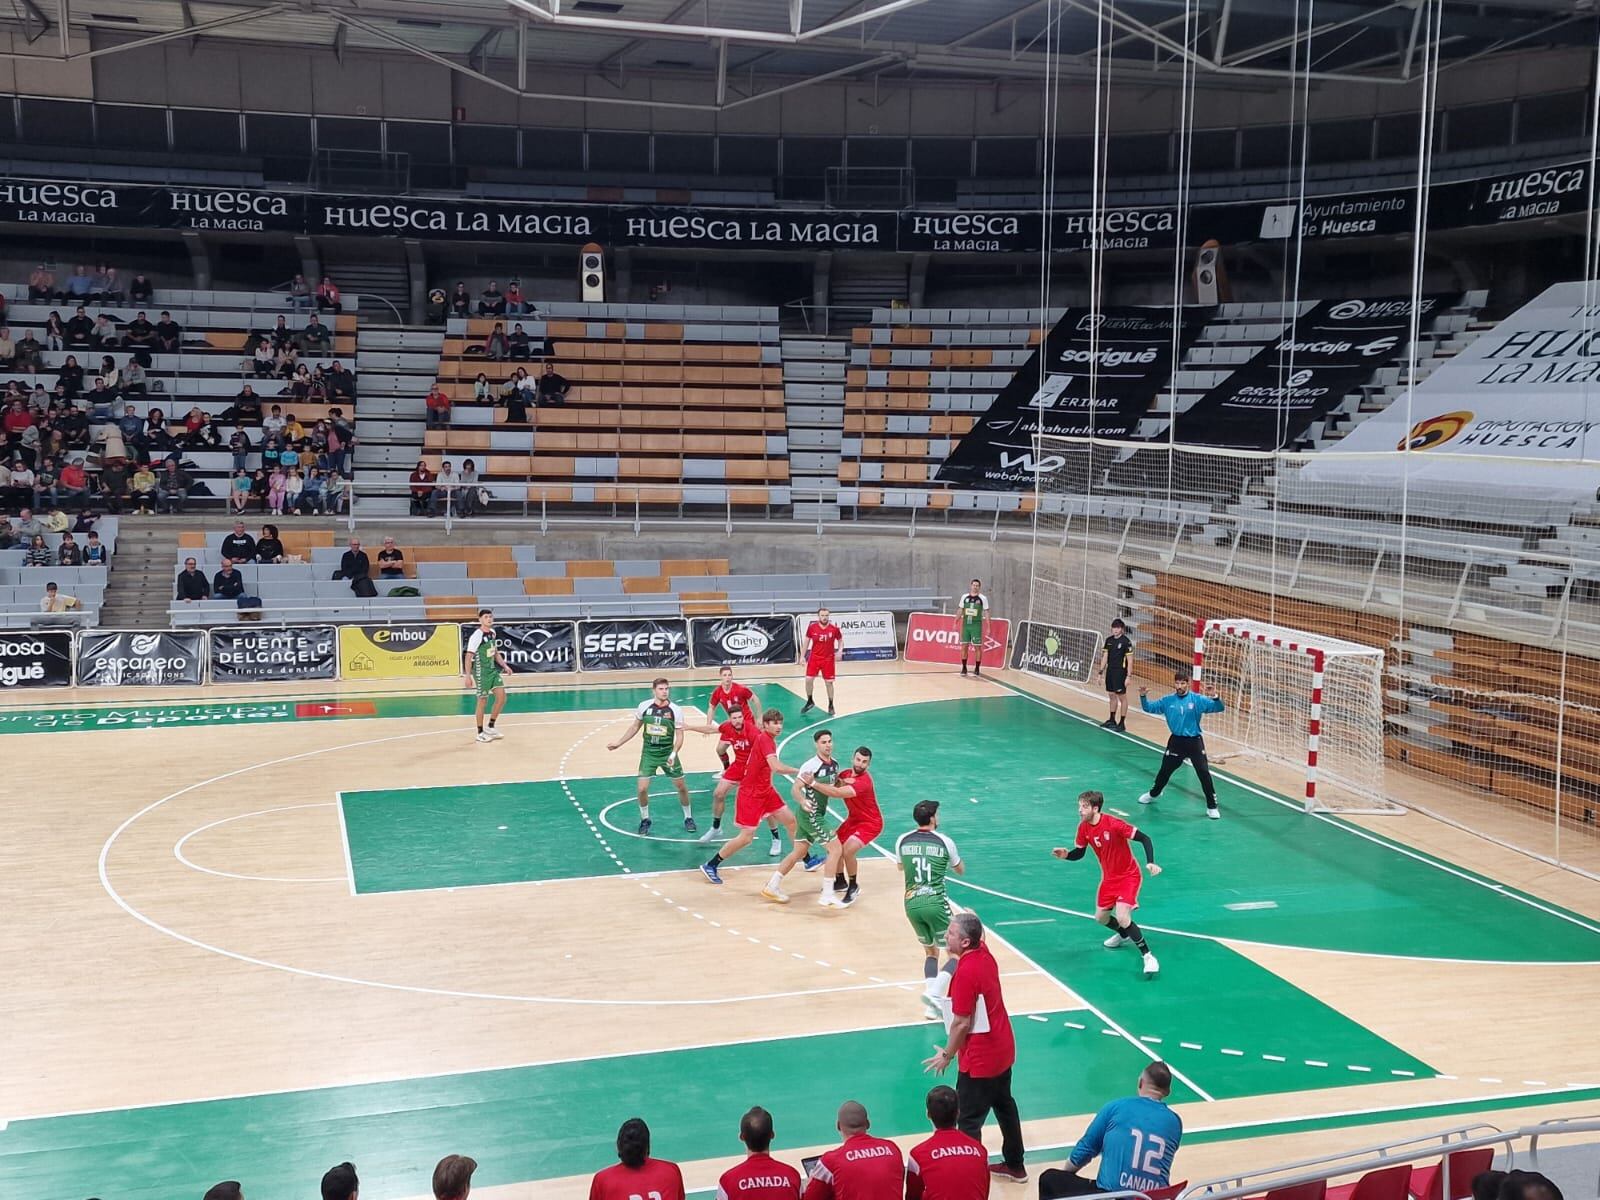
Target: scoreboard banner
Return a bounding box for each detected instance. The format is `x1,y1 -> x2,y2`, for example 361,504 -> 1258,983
578,618 -> 690,672
904,612 -> 1010,669
0,631 -> 73,688
834,611 -> 898,662
1009,622 -> 1101,684
689,616 -> 799,668
76,630 -> 205,687
338,623 -> 462,681
209,625 -> 338,683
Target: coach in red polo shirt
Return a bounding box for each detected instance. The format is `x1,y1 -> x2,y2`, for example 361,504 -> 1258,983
908,1085 -> 990,1199
803,1101 -> 904,1200
923,912 -> 1026,1184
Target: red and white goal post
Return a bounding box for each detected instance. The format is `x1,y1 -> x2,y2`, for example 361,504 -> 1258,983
1194,618 -> 1401,815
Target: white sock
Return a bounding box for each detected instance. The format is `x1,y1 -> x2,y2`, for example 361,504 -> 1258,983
767,872 -> 783,891
639,804 -> 650,821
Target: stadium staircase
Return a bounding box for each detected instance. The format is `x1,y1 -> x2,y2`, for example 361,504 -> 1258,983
828,259 -> 908,328
98,524 -> 182,627
320,247 -> 412,322
782,336 -> 848,521
350,325 -> 441,516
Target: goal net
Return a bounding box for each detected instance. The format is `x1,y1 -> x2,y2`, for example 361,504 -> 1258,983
1197,618 -> 1399,814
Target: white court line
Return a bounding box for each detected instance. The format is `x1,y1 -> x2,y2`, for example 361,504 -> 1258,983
173,801 -> 347,886
334,793 -> 358,896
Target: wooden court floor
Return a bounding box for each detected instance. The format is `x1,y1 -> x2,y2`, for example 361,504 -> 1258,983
4,664 -> 1599,1200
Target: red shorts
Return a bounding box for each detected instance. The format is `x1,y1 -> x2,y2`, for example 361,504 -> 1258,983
1096,872 -> 1143,911
836,814 -> 883,848
734,782 -> 785,828
720,762 -> 746,784
806,655 -> 836,681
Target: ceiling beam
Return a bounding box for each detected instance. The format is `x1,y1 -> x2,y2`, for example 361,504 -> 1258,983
11,0 -> 51,45
0,1 -> 294,62
1222,2 -> 1404,69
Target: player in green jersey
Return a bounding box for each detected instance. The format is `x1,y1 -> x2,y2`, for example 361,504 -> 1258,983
957,580 -> 989,678
895,800 -> 965,1019
760,728 -> 837,904
463,609 -> 509,743
607,677 -> 705,835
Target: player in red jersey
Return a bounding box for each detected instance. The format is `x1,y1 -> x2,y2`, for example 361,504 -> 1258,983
811,745 -> 880,908
803,1101 -> 905,1200
589,1118 -> 686,1200
1053,790 -> 1161,977
704,668 -> 781,855
701,709 -> 800,886
710,665 -> 763,725
907,1085 -> 990,1200
717,1106 -> 803,1200
801,607 -> 843,716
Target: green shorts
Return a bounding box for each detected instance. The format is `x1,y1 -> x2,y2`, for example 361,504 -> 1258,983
473,669 -> 504,696
905,896 -> 953,947
959,622 -> 983,646
639,746 -> 685,779
794,796 -> 830,847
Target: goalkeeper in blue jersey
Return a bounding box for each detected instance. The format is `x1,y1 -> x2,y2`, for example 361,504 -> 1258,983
1039,1061 -> 1183,1199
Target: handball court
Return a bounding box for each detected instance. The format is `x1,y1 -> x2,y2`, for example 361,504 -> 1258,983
4,664 -> 1599,1200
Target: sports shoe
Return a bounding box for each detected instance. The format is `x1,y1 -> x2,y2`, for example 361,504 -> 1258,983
818,890 -> 841,907
1138,792 -> 1156,805
828,706 -> 836,715
1142,951 -> 1160,977
485,728 -> 503,741
802,852 -> 826,871
801,699 -> 816,714
1103,932 -> 1127,948
761,886 -> 790,905
833,876 -> 849,892
973,668 -> 981,677
960,666 -> 968,676
841,882 -> 860,906
683,816 -> 698,833
989,1165 -> 1028,1184
1100,718 -> 1118,729
637,818 -> 653,836
1206,805 -> 1222,820
768,836 -> 782,858
1115,719 -> 1127,731
475,731 -> 491,742
921,993 -> 942,1021
697,824 -> 719,842
700,862 -> 723,885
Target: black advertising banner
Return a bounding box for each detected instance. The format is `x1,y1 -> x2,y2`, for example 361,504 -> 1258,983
578,618 -> 690,672
617,207 -> 892,250
482,621 -> 577,673
936,305 -> 1211,489
77,630 -> 205,687
209,626 -> 337,683
1008,622 -> 1101,684
1174,294 -> 1457,450
0,631 -> 73,688
689,616 -> 800,668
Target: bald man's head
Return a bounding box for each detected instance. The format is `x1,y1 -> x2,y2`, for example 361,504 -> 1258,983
837,1101 -> 870,1135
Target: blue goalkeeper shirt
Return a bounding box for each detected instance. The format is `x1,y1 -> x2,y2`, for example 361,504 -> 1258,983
1070,1095 -> 1183,1192
1140,690 -> 1223,738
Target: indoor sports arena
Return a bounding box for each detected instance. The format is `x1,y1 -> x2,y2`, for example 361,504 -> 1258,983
4,3 -> 1600,1200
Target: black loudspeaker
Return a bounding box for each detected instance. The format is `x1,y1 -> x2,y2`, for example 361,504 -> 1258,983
1192,239 -> 1229,305
580,243 -> 605,301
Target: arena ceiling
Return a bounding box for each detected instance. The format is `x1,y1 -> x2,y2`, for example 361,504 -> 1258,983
0,0 -> 1595,104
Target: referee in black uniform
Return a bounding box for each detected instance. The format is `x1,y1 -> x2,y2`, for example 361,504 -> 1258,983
1096,618 -> 1134,731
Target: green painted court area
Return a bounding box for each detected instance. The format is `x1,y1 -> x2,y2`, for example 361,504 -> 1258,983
13,682 -> 1600,1200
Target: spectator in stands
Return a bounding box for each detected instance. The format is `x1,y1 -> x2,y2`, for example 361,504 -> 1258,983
116,402 -> 143,444
229,469 -> 252,513
377,536 -> 405,579
94,263 -> 122,302
1040,1062 -> 1181,1199
28,264 -> 54,301
229,427 -> 253,473
65,307 -> 93,349
457,459 -> 481,516
433,1154 -> 476,1200
31,457 -> 57,509
96,458 -> 128,512
327,408 -> 354,472
14,329 -> 42,373
472,372 -> 492,402
122,356 -> 147,396
335,537 -> 370,584
241,467 -> 265,512
64,265 -> 93,304
283,465 -> 305,512
144,409 -> 174,454
129,273 -> 153,304
14,507 -> 43,542
263,404 -> 285,437
320,1162 -> 358,1200
805,1101 -> 904,1200
83,529 -> 107,565
186,413 -> 220,452
0,467 -> 9,515
505,278 -> 528,315
924,911 -> 1025,1184
508,322 -> 532,360
53,531 -> 80,566
279,438 -> 301,473
0,327 -> 14,369
43,309 -> 65,351
486,322 -> 510,361
55,355 -> 85,401
221,521 -> 256,563
213,557 -> 246,600
0,515 -> 12,549
40,581 -> 80,613
91,313 -> 119,349
302,314 -> 332,353
409,459 -> 435,514
175,556 -> 210,601
157,458 -> 191,514
4,398 -> 32,451
129,463 -> 157,512
479,281 -> 507,316
538,362 -> 570,406
316,275 -> 342,313
287,273 -> 312,309
251,339 -> 276,377
591,1118 -> 684,1200
9,459 -> 34,505
267,466 -> 287,515
302,466 -> 328,514
907,1085 -> 989,1200
504,372 -> 530,424
431,461 -> 458,516
426,380 -> 452,428
224,385 -> 263,424
154,311 -> 182,353
16,423 -> 40,468
256,522 -> 285,563
449,281 -> 472,317
57,459 -> 88,510
327,361 -> 356,400
276,343 -> 301,379
95,355 -> 120,394
24,533 -> 50,566
289,364 -> 315,399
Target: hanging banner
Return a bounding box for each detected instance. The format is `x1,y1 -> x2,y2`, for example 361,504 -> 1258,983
936,305 -> 1211,489
1173,294 -> 1458,450
1008,622 -> 1101,684
209,626 -> 338,683
481,621 -> 578,673
578,618 -> 690,672
834,611 -> 898,662
76,630 -> 205,687
338,623 -> 462,681
0,631 -> 73,688
689,615 -> 799,668
904,612 -> 1010,668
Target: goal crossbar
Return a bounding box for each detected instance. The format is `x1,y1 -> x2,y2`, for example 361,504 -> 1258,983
1195,617 -> 1391,812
